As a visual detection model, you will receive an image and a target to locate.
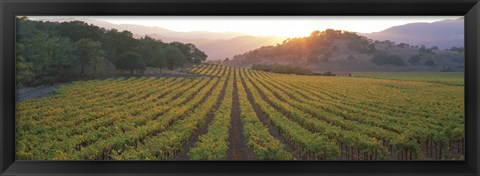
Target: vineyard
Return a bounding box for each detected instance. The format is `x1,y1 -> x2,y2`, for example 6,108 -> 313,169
16,64 -> 464,160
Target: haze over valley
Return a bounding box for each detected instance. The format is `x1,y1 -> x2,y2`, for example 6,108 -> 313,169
30,16 -> 463,67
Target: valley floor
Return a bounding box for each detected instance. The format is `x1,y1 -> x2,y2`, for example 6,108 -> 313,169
16,64 -> 465,160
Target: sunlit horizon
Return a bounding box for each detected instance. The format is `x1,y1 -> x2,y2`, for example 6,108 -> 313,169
28,16 -> 461,38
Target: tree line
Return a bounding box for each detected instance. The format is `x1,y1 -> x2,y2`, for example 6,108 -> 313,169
16,17 -> 207,86
251,64 -> 313,75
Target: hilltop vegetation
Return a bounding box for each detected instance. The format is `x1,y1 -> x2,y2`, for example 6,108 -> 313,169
251,64 -> 313,75
229,29 -> 464,72
16,17 -> 207,86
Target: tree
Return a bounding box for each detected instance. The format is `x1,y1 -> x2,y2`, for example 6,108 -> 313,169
164,46 -> 187,70
347,37 -> 374,53
223,57 -> 230,65
397,43 -> 409,48
419,45 -> 433,54
170,42 -> 207,64
136,36 -> 165,66
251,64 -> 312,75
115,52 -> 146,75
371,53 -> 405,66
52,37 -> 77,75
310,30 -> 321,37
425,60 -> 435,66
408,55 -> 422,65
55,21 -> 102,42
74,39 -> 105,75
103,29 -> 139,63
191,48 -> 208,64
16,18 -> 208,85
15,43 -> 33,85
23,33 -> 76,85
88,49 -> 106,77
449,47 -> 464,53
151,47 -> 167,70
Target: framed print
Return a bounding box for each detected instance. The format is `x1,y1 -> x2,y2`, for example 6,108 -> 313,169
1,0 -> 479,175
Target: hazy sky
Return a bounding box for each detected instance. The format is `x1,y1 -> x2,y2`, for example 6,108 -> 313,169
29,16 -> 461,38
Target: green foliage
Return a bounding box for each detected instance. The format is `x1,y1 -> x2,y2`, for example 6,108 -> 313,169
371,53 -> 405,66
74,39 -> 105,75
448,47 -> 464,53
397,43 -> 410,48
170,42 -> 208,64
408,55 -> 422,65
102,29 -> 139,63
20,32 -> 76,86
189,69 -> 233,160
135,36 -> 165,67
448,55 -> 464,64
251,64 -> 313,75
419,45 -> 434,55
55,21 -> 103,42
151,48 -> 167,69
347,38 -> 375,53
164,46 -> 187,70
16,17 -> 207,86
115,52 -> 146,75
15,43 -> 33,86
425,60 -> 435,66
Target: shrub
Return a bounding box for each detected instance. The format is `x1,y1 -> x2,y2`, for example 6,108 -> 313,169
251,64 -> 313,75
408,55 -> 422,65
425,60 -> 435,66
371,53 -> 405,66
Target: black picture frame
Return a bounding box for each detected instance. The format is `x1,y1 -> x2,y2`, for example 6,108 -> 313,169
1,0 -> 479,175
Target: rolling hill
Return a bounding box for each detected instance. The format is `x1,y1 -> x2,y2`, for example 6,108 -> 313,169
229,29 -> 464,72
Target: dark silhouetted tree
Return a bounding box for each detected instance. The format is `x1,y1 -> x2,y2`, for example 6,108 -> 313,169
74,39 -> 105,75
408,55 -> 422,65
371,53 -> 405,66
425,60 -> 435,66
223,57 -> 230,65
115,52 -> 146,75
164,46 -> 187,70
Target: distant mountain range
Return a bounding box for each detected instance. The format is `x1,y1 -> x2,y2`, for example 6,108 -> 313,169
31,17 -> 249,40
140,33 -> 286,60
362,17 -> 463,49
